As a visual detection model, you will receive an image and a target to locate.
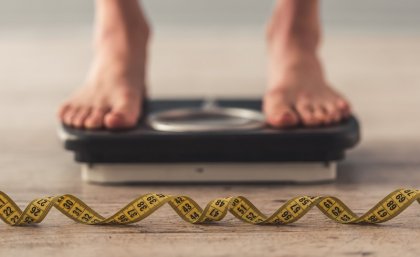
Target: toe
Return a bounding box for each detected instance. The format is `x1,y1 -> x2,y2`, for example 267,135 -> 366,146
264,104 -> 299,128
336,98 -> 351,118
63,107 -> 79,126
84,108 -> 107,129
58,103 -> 71,120
264,92 -> 299,128
263,91 -> 299,128
268,111 -> 299,128
72,107 -> 91,128
104,102 -> 141,129
104,113 -> 131,129
323,102 -> 341,123
104,106 -> 140,129
312,105 -> 329,125
296,102 -> 320,127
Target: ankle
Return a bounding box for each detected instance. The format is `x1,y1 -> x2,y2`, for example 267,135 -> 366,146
96,22 -> 150,44
266,0 -> 321,54
267,23 -> 319,54
269,39 -> 320,69
267,50 -> 326,90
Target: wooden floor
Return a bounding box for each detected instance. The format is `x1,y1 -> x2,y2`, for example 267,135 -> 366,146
0,31 -> 419,257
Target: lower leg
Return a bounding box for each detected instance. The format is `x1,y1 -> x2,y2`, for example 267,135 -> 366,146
264,0 -> 351,127
59,0 -> 150,129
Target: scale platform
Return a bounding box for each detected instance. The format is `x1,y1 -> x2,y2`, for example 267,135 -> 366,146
59,99 -> 360,183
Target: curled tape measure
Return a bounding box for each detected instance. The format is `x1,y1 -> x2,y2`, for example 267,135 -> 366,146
0,189 -> 419,226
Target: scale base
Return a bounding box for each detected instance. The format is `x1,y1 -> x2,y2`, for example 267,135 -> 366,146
81,162 -> 337,184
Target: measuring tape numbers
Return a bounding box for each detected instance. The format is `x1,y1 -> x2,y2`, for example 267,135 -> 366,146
0,189 -> 418,226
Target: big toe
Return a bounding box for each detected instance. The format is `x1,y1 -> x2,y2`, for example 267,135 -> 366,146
104,106 -> 140,129
264,94 -> 299,128
84,108 -> 107,129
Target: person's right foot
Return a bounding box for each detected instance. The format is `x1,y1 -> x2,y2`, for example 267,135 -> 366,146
58,0 -> 149,130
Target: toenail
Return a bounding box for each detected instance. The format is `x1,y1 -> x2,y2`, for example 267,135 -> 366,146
284,113 -> 298,124
337,100 -> 349,109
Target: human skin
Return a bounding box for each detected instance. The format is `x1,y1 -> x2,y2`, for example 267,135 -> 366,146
58,0 -> 350,129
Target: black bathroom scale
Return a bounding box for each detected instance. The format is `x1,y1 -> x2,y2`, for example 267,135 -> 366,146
59,99 -> 360,183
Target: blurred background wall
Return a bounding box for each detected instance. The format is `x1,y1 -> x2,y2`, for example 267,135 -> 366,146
1,0 -> 420,32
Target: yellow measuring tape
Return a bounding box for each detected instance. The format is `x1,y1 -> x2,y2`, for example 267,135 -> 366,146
0,189 -> 418,226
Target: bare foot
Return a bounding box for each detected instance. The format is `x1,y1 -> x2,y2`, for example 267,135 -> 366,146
264,51 -> 351,128
58,0 -> 149,130
263,0 -> 351,128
